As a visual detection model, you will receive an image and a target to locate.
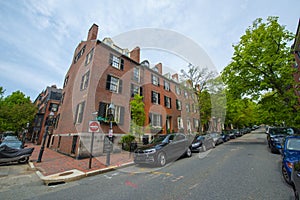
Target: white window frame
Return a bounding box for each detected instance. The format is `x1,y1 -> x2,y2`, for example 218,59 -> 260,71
110,76 -> 120,93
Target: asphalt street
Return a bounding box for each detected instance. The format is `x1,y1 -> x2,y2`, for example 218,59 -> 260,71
2,129 -> 293,200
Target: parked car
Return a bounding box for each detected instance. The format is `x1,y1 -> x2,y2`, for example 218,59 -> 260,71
231,129 -> 242,137
291,161 -> 300,200
191,134 -> 215,152
266,127 -> 295,153
227,130 -> 236,139
280,136 -> 300,185
221,131 -> 231,142
133,133 -> 192,167
0,136 -> 24,149
208,132 -> 224,145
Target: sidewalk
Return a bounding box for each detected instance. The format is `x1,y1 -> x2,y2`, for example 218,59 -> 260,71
27,143 -> 134,185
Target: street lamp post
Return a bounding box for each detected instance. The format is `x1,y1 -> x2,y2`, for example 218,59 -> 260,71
106,103 -> 114,166
37,111 -> 54,163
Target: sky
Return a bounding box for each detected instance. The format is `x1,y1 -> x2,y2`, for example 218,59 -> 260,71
0,0 -> 299,101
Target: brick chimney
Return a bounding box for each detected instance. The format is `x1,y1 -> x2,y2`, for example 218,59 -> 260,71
87,24 -> 98,41
130,47 -> 140,63
154,63 -> 162,74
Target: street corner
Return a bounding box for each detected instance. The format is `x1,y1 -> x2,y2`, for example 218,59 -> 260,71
36,169 -> 86,186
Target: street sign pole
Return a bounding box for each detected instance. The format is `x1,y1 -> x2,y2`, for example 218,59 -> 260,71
88,121 -> 100,169
89,131 -> 94,169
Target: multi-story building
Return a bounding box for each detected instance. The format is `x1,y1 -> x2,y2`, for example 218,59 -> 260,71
292,19 -> 300,103
51,24 -> 199,158
32,85 -> 62,145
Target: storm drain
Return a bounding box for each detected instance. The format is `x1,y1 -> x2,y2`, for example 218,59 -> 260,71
48,181 -> 66,186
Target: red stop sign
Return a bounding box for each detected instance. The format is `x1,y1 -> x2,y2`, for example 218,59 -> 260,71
89,121 -> 100,132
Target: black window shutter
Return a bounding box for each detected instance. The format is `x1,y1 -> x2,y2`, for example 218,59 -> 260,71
151,74 -> 153,83
140,87 -> 143,96
80,75 -> 84,90
130,84 -> 134,97
119,106 -> 125,125
169,98 -> 172,108
109,53 -> 113,66
149,113 -> 153,124
151,91 -> 154,103
164,96 -> 167,106
118,79 -> 122,94
158,93 -> 160,104
106,75 -> 111,90
157,77 -> 160,86
159,115 -> 162,126
163,80 -> 166,90
120,58 -> 124,70
98,102 -> 107,118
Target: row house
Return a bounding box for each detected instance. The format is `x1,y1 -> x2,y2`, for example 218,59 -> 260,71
51,24 -> 200,158
292,19 -> 300,103
32,85 -> 62,145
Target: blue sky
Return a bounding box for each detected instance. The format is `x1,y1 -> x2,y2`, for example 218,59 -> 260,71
0,0 -> 299,101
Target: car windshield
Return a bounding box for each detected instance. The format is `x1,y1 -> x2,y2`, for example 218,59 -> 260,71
150,135 -> 167,144
286,138 -> 300,151
270,128 -> 294,135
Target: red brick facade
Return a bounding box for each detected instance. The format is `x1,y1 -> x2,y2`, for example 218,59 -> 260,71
51,24 -> 200,158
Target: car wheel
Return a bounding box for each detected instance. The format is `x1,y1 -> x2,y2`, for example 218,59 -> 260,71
202,145 -> 206,152
186,147 -> 192,157
18,157 -> 29,164
282,164 -> 292,185
157,152 -> 167,167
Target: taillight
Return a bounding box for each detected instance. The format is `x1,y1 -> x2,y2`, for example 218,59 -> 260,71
287,162 -> 293,169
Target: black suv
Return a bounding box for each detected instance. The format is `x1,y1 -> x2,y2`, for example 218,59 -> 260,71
133,133 -> 192,167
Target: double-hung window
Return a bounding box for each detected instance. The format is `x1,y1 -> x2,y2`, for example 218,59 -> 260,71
80,71 -> 90,90
133,67 -> 140,82
109,54 -> 124,70
164,80 -> 170,91
74,101 -> 85,124
106,75 -> 122,93
131,84 -> 143,97
149,113 -> 162,128
151,74 -> 159,86
164,96 -> 171,108
85,48 -> 94,65
151,91 -> 160,104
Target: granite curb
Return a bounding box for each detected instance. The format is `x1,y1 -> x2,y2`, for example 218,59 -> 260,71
29,161 -> 135,185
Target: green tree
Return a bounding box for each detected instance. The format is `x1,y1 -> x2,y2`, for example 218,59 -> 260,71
181,65 -> 218,133
0,90 -> 37,133
130,94 -> 146,141
222,16 -> 299,127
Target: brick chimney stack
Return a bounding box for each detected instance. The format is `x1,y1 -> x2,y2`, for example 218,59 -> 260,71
87,24 -> 98,41
130,47 -> 140,63
155,63 -> 163,74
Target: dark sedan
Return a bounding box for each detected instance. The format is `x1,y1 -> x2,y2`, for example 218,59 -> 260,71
133,133 -> 192,167
191,134 -> 215,152
208,132 -> 224,146
266,127 -> 295,153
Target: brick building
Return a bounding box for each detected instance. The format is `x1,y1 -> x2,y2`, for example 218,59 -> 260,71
32,85 -> 62,145
292,19 -> 300,103
51,24 -> 199,158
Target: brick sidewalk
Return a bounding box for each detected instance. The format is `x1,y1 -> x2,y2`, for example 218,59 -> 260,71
27,143 -> 133,176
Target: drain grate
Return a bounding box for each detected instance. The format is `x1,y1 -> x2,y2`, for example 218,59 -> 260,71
48,181 -> 65,186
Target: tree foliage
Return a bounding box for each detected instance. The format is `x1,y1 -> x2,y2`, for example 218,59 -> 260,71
129,94 -> 146,140
222,16 -> 299,127
181,64 -> 218,133
0,89 -> 37,133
